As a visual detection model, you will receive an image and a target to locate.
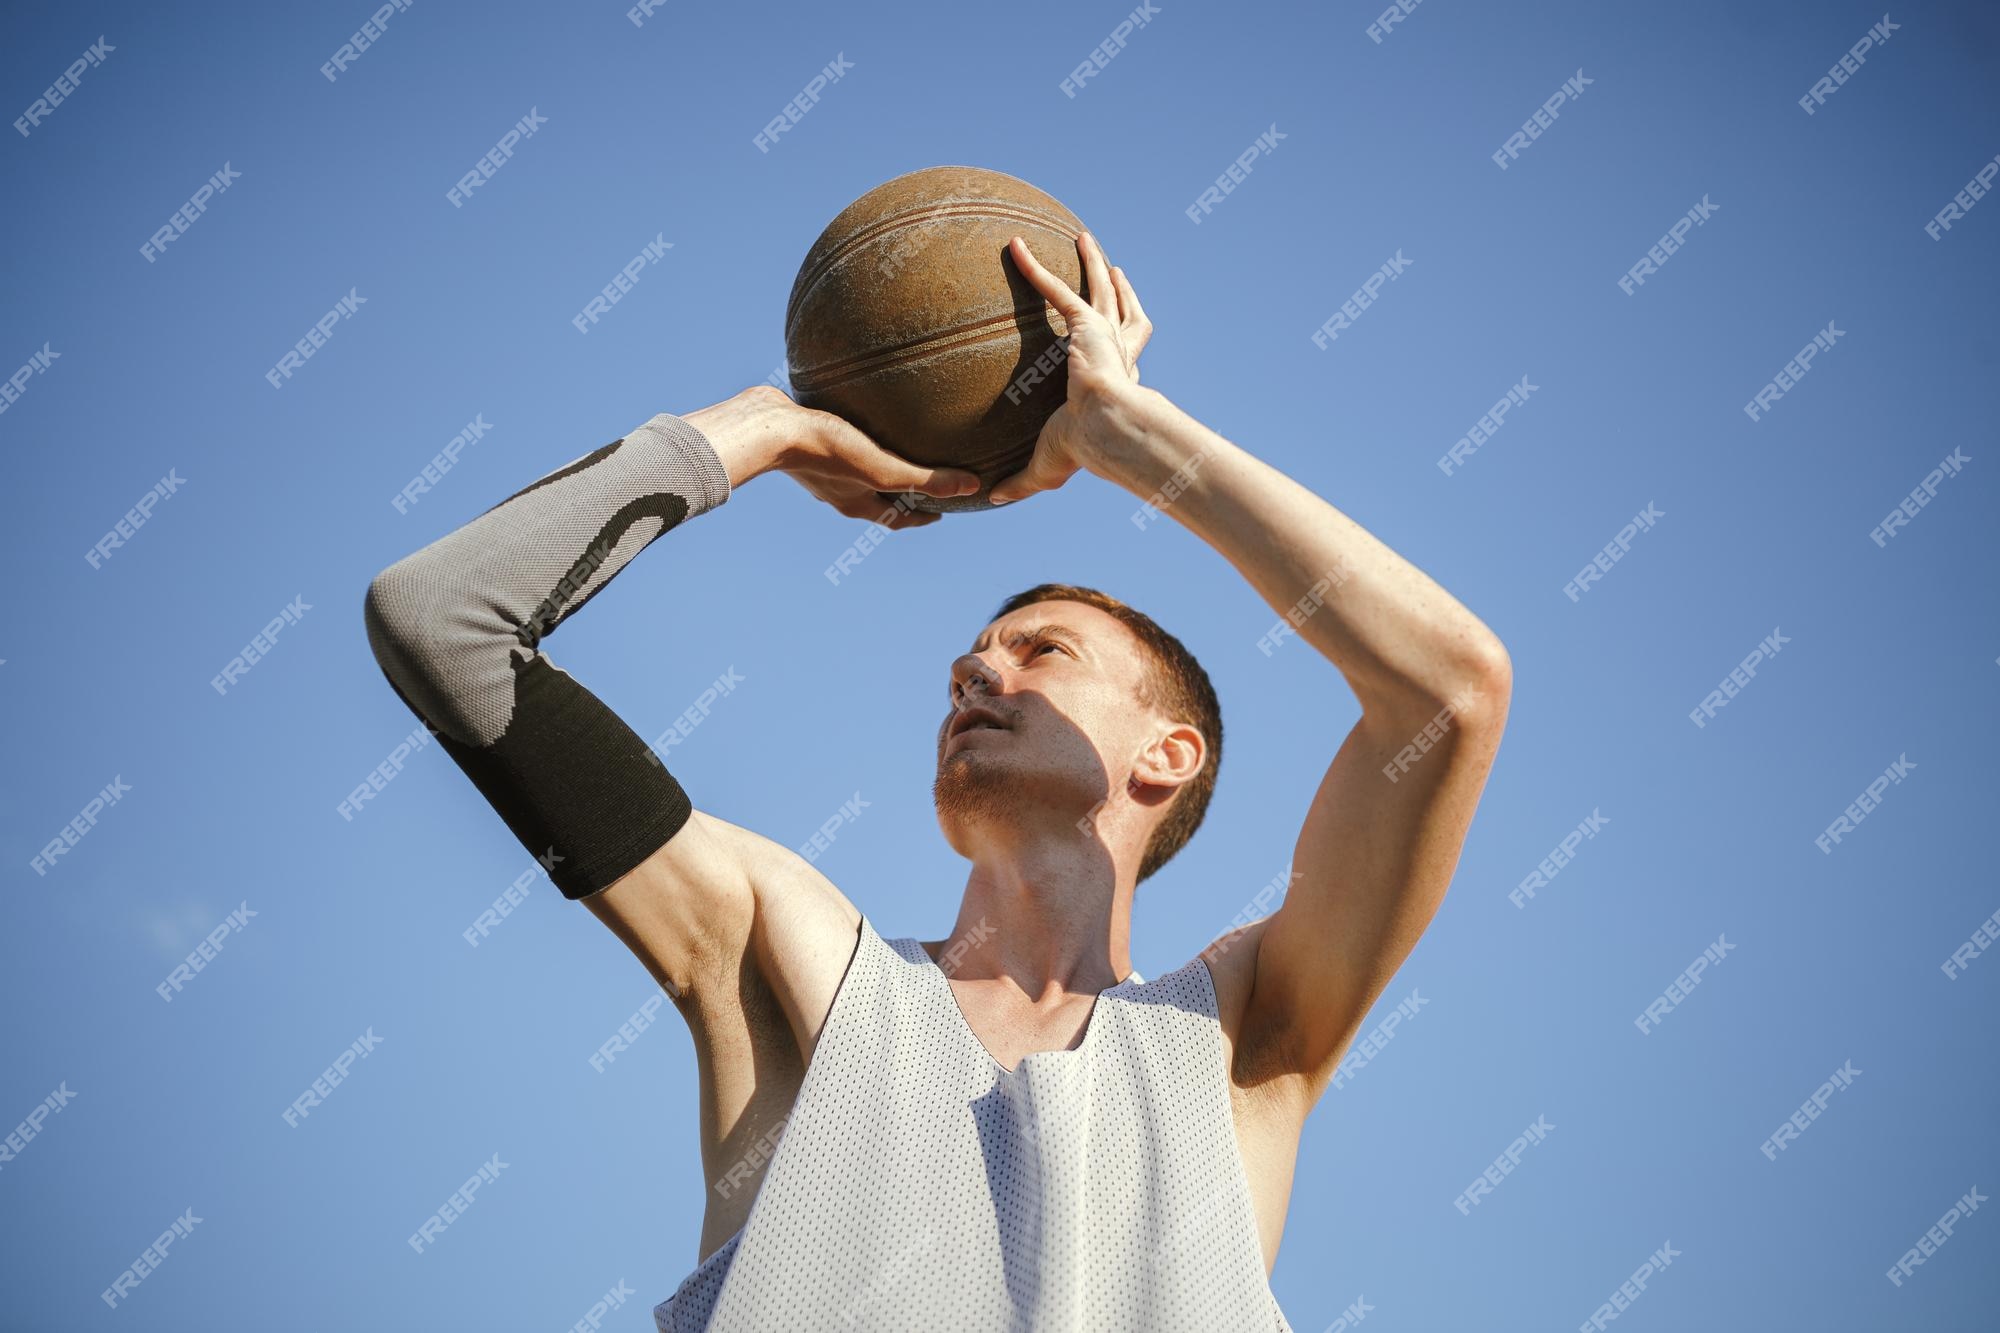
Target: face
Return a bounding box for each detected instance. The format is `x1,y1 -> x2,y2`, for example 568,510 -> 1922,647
931,600 -> 1162,851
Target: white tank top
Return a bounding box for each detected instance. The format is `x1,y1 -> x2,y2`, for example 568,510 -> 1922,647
654,915 -> 1295,1331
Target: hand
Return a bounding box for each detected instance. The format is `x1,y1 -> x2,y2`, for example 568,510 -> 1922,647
987,230 -> 1155,505
684,385 -> 982,529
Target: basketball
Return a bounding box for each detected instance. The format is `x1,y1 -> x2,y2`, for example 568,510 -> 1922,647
783,165 -> 1093,514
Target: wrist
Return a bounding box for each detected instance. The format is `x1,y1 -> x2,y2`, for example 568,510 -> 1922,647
1076,382 -> 1179,486
681,387 -> 789,489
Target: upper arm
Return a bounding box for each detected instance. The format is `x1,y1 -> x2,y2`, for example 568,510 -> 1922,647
584,808 -> 863,1055
1231,662 -> 1510,1107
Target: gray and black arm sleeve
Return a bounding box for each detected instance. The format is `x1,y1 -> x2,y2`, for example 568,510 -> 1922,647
363,411 -> 732,900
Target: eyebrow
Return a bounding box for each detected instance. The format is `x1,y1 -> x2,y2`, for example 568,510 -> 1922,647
970,623 -> 1089,656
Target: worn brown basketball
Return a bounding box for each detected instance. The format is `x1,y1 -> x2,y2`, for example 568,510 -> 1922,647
784,165 -> 1091,514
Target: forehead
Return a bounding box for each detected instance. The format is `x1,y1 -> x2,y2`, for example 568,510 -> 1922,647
969,600 -> 1133,658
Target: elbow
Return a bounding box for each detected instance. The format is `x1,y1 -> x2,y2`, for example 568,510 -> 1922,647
1374,634 -> 1510,733
363,556 -> 433,682
1451,635 -> 1511,729
1470,634 -> 1512,703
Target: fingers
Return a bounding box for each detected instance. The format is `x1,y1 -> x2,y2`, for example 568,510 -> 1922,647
1110,265 -> 1150,344
1009,235 -> 1090,325
878,503 -> 944,529
821,416 -> 982,499
872,460 -> 982,499
1078,232 -> 1118,323
830,489 -> 942,528
987,446 -> 1076,506
852,456 -> 984,498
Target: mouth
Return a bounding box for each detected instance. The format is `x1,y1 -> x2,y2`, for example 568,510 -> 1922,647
946,708 -> 1010,743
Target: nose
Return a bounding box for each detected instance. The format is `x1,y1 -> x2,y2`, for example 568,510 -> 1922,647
949,654 -> 1001,711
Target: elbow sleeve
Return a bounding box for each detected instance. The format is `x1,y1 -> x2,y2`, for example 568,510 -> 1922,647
364,411 -> 732,899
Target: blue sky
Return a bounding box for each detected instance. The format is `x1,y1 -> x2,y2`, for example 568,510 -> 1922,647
3,1 -> 1997,1329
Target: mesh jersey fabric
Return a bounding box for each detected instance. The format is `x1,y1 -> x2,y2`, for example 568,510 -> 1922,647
654,915 -> 1294,1332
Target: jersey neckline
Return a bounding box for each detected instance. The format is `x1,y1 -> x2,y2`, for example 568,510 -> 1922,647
898,929 -> 1145,1075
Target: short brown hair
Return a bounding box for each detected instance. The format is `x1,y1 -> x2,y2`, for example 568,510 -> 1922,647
987,583 -> 1222,884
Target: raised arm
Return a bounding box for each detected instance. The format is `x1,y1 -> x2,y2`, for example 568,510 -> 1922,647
995,233 -> 1511,1111
1095,386 -> 1510,1108
362,384 -> 981,1003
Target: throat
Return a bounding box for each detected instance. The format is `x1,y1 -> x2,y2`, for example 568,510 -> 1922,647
944,978 -> 1107,1073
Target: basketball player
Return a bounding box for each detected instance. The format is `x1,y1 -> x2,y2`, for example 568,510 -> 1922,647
364,230 -> 1510,1330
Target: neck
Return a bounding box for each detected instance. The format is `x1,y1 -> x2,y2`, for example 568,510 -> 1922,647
933,837 -> 1135,1001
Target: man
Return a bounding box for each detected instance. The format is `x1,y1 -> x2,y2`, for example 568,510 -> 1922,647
364,229 -> 1510,1330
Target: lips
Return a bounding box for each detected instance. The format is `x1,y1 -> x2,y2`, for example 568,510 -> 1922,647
947,707 -> 1009,741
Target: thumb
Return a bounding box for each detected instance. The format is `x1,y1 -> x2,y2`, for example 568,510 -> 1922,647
988,435 -> 1078,505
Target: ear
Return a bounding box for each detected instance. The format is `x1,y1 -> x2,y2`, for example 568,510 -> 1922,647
1132,722 -> 1205,794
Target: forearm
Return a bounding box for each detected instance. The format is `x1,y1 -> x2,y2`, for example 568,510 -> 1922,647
1091,385 -> 1508,713
364,407 -> 737,898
